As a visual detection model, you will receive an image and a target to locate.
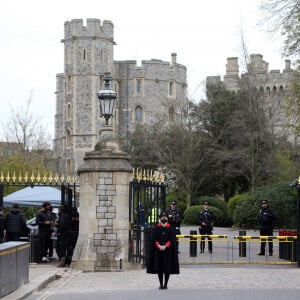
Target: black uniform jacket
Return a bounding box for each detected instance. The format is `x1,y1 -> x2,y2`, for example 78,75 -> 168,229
147,222 -> 179,274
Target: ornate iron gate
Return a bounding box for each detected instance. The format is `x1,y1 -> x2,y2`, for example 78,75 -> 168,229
128,170 -> 166,265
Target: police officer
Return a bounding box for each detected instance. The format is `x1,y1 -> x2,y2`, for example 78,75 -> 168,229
165,201 -> 182,252
197,200 -> 216,253
257,199 -> 276,256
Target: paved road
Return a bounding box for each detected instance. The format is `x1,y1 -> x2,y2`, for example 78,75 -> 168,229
25,264 -> 300,300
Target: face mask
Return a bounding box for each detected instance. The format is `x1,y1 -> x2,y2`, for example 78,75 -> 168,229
161,219 -> 168,224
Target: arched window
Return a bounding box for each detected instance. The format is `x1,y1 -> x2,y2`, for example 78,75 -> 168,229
135,106 -> 143,122
272,86 -> 277,97
266,87 -> 271,97
66,103 -> 72,120
66,129 -> 72,148
66,159 -> 71,174
279,85 -> 284,97
169,107 -> 175,123
258,87 -> 264,99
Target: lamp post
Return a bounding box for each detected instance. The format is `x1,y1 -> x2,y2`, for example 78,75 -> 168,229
96,72 -> 117,151
97,72 -> 117,125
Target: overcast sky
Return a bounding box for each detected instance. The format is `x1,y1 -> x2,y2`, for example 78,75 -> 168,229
0,0 -> 287,140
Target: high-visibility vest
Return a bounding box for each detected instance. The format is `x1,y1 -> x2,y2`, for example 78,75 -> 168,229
148,207 -> 161,224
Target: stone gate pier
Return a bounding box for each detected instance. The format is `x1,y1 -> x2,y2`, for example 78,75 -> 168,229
72,140 -> 133,271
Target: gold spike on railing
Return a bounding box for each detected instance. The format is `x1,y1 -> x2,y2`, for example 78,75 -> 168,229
0,171 -> 77,185
133,168 -> 165,184
18,172 -> 23,183
12,171 -> 16,183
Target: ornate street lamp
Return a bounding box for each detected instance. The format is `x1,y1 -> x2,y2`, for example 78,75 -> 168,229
97,72 -> 117,126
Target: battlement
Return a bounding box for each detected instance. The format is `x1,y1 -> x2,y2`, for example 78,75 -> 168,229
114,53 -> 186,70
64,18 -> 114,40
207,54 -> 293,91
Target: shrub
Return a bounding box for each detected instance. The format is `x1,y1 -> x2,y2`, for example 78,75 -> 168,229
232,182 -> 298,229
228,193 -> 250,220
233,196 -> 257,229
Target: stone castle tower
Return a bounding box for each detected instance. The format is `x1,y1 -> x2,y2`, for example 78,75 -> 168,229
53,19 -> 188,174
206,54 -> 295,142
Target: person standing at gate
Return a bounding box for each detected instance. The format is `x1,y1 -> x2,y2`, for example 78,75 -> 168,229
56,205 -> 69,267
196,200 -> 216,253
147,211 -> 179,290
165,201 -> 182,252
0,208 -> 5,243
4,203 -> 27,242
65,206 -> 79,266
257,199 -> 276,256
46,206 -> 57,260
36,201 -> 53,262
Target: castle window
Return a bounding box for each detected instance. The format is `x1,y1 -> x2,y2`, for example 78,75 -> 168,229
279,86 -> 284,98
83,49 -> 86,61
100,49 -> 104,63
135,105 -> 143,122
135,78 -> 143,95
272,86 -> 277,97
66,129 -> 72,148
169,81 -> 176,97
66,159 -> 71,174
66,103 -> 72,120
266,87 -> 271,97
67,75 -> 72,93
169,107 -> 175,123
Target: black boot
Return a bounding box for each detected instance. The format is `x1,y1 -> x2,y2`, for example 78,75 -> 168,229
164,273 -> 170,289
158,273 -> 163,289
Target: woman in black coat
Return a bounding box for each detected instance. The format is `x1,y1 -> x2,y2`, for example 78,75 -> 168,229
147,211 -> 179,289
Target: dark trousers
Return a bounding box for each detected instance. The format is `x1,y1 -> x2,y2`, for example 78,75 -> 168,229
56,233 -> 67,260
39,230 -> 52,258
260,228 -> 273,254
199,227 -> 213,252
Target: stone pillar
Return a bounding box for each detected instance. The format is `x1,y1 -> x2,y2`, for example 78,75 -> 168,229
72,132 -> 133,271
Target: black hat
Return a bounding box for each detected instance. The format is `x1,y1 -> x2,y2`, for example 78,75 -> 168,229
159,211 -> 168,218
261,199 -> 268,204
171,201 -> 177,205
203,200 -> 209,205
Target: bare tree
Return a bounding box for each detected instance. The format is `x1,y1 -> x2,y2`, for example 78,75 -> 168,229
3,91 -> 52,163
260,0 -> 300,56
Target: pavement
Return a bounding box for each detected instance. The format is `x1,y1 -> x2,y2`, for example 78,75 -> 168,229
2,227 -> 300,299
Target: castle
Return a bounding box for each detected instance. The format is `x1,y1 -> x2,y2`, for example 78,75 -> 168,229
53,19 -> 188,174
206,54 -> 295,143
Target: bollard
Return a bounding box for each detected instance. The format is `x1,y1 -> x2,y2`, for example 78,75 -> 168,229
239,230 -> 246,257
190,230 -> 197,257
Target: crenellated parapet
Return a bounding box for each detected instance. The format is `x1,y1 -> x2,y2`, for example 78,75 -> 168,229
63,18 -> 114,40
207,54 -> 294,92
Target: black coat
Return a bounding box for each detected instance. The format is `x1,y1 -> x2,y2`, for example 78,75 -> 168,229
147,223 -> 179,274
197,209 -> 216,231
36,209 -> 52,232
4,208 -> 27,234
258,207 -> 276,229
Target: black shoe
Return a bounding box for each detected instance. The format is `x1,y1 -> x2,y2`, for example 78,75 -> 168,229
163,285 -> 168,289
257,252 -> 265,256
159,285 -> 164,289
